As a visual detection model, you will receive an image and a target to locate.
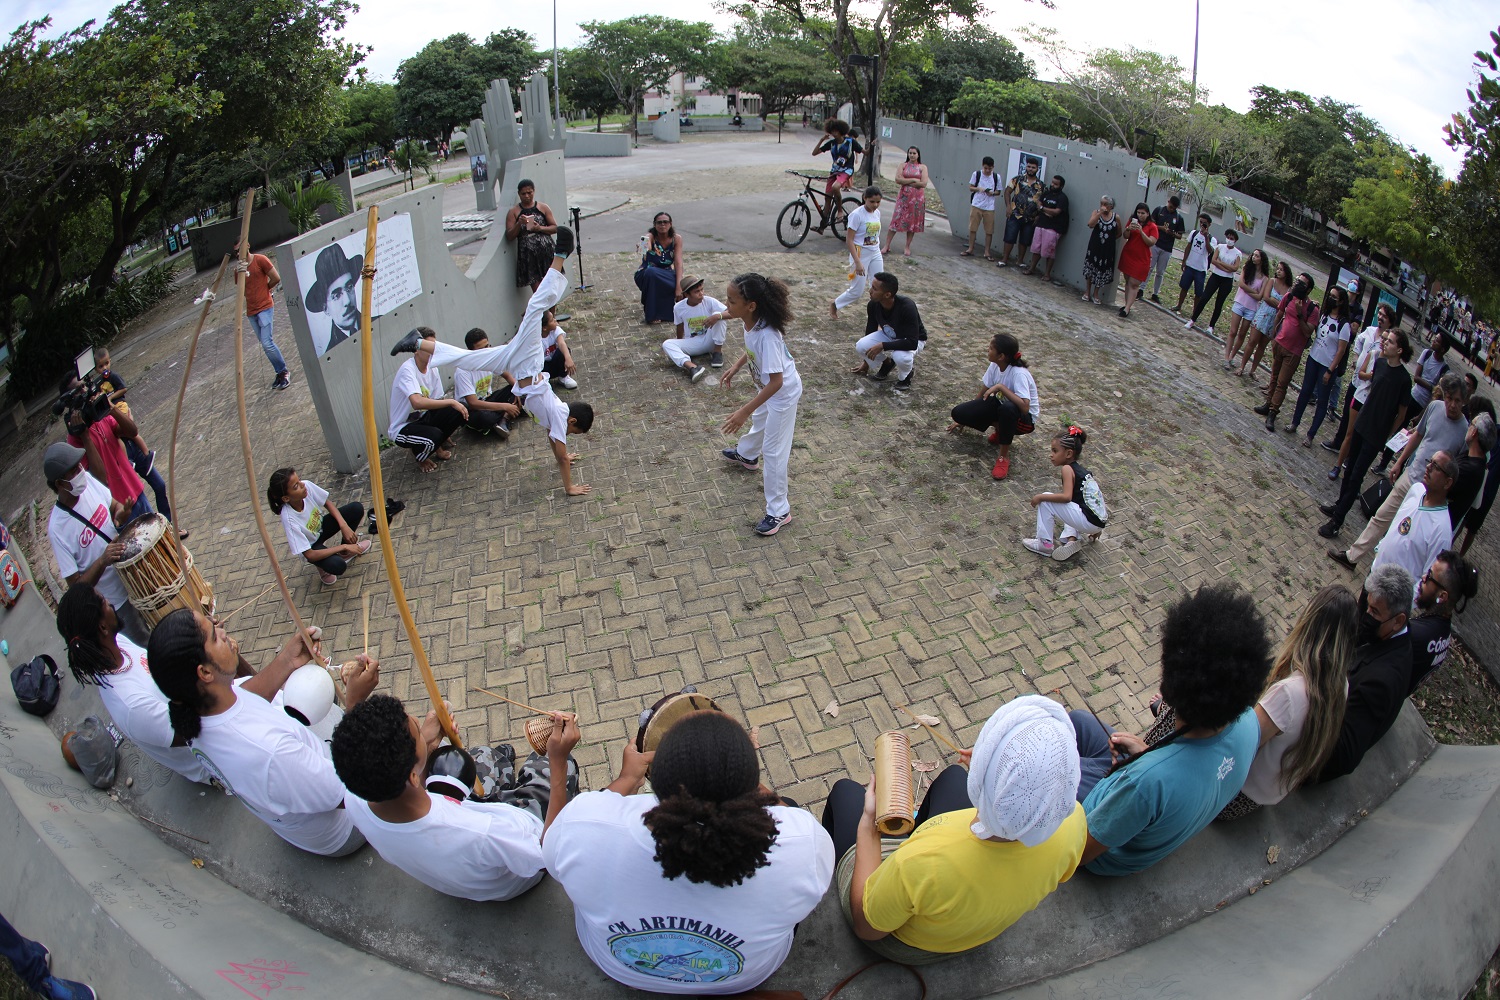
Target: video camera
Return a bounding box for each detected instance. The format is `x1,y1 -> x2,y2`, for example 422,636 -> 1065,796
52,347 -> 112,427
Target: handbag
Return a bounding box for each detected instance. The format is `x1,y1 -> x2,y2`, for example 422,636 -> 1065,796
737,961 -> 927,1000
1359,476 -> 1392,519
11,654 -> 61,717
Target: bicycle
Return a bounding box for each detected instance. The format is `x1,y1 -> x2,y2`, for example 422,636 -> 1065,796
776,171 -> 862,249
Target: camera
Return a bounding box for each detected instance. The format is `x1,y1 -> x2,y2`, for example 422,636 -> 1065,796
53,369 -> 111,427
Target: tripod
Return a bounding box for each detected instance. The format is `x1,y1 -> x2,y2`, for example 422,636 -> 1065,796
570,206 -> 592,292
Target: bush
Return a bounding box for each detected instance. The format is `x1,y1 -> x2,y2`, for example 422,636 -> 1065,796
6,263 -> 176,405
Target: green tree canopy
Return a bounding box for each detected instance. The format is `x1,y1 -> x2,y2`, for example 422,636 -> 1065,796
578,16 -> 716,140
396,30 -> 541,142
948,78 -> 1067,135
707,12 -> 840,139
558,47 -> 623,130
882,25 -> 1032,124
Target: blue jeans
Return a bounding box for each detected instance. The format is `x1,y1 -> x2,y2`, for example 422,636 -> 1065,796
1290,357 -> 1339,437
0,911 -> 50,989
248,307 -> 287,375
1070,709 -> 1116,802
124,439 -> 171,520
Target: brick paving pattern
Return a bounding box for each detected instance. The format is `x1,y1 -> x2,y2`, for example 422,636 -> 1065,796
18,233 -> 1497,810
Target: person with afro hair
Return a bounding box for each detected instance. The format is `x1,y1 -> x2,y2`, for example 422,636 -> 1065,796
1069,583 -> 1271,875
543,710 -> 833,994
331,694 -> 580,902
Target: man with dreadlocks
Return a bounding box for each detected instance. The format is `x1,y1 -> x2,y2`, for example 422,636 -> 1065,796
55,583 -> 210,783
1069,583 -> 1271,875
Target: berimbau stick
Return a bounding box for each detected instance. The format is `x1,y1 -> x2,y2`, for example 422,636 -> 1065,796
469,686 -> 556,718
896,704 -> 964,755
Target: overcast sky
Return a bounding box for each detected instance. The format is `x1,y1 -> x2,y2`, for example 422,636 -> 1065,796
18,0 -> 1491,175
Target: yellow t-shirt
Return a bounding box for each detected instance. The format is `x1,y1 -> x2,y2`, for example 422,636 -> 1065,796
861,805 -> 1087,953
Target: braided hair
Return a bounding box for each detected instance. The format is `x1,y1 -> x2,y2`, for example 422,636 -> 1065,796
56,584 -> 118,688
147,608 -> 213,743
643,711 -> 780,887
1056,424 -> 1088,457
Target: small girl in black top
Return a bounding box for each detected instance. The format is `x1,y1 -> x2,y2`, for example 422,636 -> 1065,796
1026,425 -> 1108,562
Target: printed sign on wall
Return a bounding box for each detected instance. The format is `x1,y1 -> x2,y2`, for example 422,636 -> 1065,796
295,213 -> 423,356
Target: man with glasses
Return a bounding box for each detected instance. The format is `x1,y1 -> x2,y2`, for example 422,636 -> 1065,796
1319,563 -> 1415,782
1359,451 -> 1457,591
1407,552 -> 1478,694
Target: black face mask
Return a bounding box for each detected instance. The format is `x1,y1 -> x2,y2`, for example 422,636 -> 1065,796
1357,611 -> 1384,646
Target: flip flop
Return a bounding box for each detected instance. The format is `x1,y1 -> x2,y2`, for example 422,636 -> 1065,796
959,249 -> 973,257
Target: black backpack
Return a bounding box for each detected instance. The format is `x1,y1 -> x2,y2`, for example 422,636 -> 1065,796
11,654 -> 61,717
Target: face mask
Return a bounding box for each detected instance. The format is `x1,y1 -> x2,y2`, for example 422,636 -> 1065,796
1357,611 -> 1384,646
67,469 -> 89,495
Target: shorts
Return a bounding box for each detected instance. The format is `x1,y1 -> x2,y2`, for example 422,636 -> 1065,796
1030,227 -> 1061,259
1231,301 -> 1257,320
1003,216 -> 1035,246
968,206 -> 995,236
1252,301 -> 1278,335
824,172 -> 853,194
1178,265 -> 1205,297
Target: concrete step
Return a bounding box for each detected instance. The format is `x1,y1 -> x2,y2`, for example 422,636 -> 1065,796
993,743 -> 1500,1000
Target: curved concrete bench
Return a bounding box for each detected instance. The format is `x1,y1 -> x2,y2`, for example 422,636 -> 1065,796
0,581 -> 1477,999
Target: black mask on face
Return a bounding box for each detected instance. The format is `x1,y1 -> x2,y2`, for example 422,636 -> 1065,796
1357,611 -> 1384,646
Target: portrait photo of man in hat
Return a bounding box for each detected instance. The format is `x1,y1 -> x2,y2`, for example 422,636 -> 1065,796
303,241 -> 364,355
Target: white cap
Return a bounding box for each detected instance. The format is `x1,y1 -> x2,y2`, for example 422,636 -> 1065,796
282,664 -> 335,726
967,695 -> 1081,846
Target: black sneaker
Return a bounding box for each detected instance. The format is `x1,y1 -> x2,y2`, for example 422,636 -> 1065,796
1321,439 -> 1340,452
1317,521 -> 1341,539
869,357 -> 896,381
895,372 -> 913,389
1149,294 -> 1161,303
495,416 -> 511,439
754,512 -> 792,536
1319,502 -> 1339,517
721,448 -> 759,471
709,350 -> 724,368
1253,404 -> 1270,416
553,225 -> 576,258
272,371 -> 291,390
390,329 -> 422,355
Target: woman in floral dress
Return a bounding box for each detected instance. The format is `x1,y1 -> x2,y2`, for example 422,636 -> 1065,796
884,147 -> 929,257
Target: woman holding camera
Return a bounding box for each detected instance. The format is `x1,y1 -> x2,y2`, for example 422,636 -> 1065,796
1254,272 -> 1320,432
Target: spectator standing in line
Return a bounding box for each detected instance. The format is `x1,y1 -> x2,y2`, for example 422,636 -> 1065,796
1115,203 -> 1158,318
1327,305 -> 1392,481
1147,195 -> 1185,303
1286,285 -> 1353,444
1184,229 -> 1243,335
1233,260 -> 1293,381
997,157 -> 1043,268
1407,551 -> 1478,694
1318,327 -> 1413,537
961,157 -> 1002,260
1022,175 -> 1070,283
884,146 -> 929,258
1407,330 -> 1452,426
1080,195 -> 1120,306
1222,249 -> 1269,371
233,239 -> 290,390
1171,214 -> 1213,315
504,179 -> 558,292
1254,273 -> 1320,432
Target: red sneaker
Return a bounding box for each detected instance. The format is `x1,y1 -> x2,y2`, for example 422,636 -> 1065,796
991,456 -> 1011,480
987,431 -> 1000,445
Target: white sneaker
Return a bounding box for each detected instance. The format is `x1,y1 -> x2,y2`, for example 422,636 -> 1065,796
1052,537 -> 1082,561
559,375 -> 579,389
1183,319 -> 1194,330
1206,325 -> 1215,336
1022,538 -> 1054,557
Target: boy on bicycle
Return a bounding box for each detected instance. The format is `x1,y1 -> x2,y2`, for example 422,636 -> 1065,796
812,119 -> 862,232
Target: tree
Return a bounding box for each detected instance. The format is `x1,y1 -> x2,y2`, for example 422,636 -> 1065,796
391,140 -> 436,192
707,13 -> 840,140
269,178 -> 347,234
558,47 -> 623,130
1246,85 -> 1388,208
1144,159 -> 1252,231
1341,151 -> 1460,287
948,78 -> 1068,135
396,31 -> 542,142
723,0 -> 988,177
1171,105 -> 1285,190
335,79 -> 401,157
578,17 -> 716,142
881,25 -> 1032,124
1024,30 -> 1192,155
1443,26 -> 1500,315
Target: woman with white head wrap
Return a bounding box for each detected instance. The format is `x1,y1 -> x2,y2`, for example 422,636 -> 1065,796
819,695 -> 1087,964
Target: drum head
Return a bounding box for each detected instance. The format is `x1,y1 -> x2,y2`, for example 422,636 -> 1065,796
636,691 -> 724,753
115,513 -> 169,567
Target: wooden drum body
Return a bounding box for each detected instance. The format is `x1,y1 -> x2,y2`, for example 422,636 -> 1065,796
114,514 -> 215,627
874,731 -> 915,836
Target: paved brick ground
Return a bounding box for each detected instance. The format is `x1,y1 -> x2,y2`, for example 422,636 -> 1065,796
15,231 -> 1498,810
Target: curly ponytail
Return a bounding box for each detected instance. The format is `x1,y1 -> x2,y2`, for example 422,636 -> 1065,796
643,711 -> 780,887
146,609 -> 212,743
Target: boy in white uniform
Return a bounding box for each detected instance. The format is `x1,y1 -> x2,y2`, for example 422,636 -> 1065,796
388,331 -> 467,473
332,694 -> 580,902
392,228 -> 595,495
831,186 -> 884,318
452,327 -> 521,439
663,274 -> 728,381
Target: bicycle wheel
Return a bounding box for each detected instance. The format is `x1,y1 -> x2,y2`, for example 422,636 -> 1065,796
830,196 -> 861,242
776,199 -> 812,249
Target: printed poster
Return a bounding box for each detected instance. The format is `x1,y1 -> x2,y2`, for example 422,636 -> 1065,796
295,214 -> 422,356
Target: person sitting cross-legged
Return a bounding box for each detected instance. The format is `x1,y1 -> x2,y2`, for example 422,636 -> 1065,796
331,694 -> 580,902
820,695 -> 1086,965
1072,583 -> 1270,876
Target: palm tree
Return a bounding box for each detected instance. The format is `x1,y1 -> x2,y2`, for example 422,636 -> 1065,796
268,179 -> 347,235
1144,156 -> 1253,231
391,140 -> 436,192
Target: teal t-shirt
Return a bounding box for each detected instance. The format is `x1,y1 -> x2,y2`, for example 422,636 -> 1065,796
1082,708 -> 1259,876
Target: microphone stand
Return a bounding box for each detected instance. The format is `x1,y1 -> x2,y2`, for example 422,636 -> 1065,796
570,205 -> 591,292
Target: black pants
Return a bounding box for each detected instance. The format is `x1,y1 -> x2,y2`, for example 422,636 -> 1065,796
950,397 -> 1033,445
393,406 -> 465,462
1329,430 -> 1383,528
467,387 -> 517,434
1192,272 -> 1234,328
543,351 -> 568,379
820,764 -> 972,860
1329,384 -> 1357,448
309,502 -> 365,576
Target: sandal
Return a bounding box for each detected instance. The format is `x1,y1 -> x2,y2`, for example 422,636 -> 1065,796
960,249 -> 974,257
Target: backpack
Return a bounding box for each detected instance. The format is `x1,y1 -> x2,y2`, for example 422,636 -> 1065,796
11,653 -> 61,717
1074,464 -> 1109,527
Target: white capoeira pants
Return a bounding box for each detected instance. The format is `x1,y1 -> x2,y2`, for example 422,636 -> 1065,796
854,331 -> 922,380
1036,501 -> 1100,545
420,268 -> 570,382
736,390 -> 801,519
662,328 -> 723,368
833,246 -> 884,312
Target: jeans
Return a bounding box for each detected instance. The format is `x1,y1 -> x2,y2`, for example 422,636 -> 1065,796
1070,709 -> 1117,801
0,911 -> 50,990
248,307 -> 287,375
951,396 -> 1033,444
308,501 -> 365,576
124,439 -> 172,520
1290,357 -> 1338,435
1149,244 -> 1173,295
820,764 -> 973,860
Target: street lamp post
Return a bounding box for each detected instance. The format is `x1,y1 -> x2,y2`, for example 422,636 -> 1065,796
553,0 -> 563,127
846,53 -> 879,186
1181,0 -> 1200,171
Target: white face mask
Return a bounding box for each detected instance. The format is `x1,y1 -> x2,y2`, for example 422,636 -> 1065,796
67,469 -> 89,495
